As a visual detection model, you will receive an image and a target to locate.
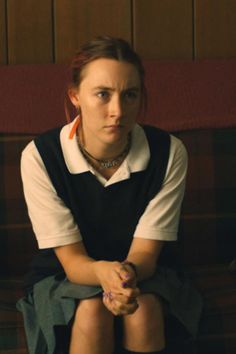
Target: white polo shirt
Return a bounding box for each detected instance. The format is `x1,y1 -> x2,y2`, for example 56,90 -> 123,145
21,120 -> 187,249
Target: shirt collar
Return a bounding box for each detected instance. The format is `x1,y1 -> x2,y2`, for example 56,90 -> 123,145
60,118 -> 150,175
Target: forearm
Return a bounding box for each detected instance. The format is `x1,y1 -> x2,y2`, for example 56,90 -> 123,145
125,239 -> 163,281
54,243 -> 109,286
54,243 -> 140,310
125,252 -> 156,281
63,255 -> 107,286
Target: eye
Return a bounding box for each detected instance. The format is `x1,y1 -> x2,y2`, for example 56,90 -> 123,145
124,90 -> 139,101
97,91 -> 109,100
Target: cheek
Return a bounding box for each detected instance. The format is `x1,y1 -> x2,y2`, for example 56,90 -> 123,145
80,98 -> 98,115
80,102 -> 106,127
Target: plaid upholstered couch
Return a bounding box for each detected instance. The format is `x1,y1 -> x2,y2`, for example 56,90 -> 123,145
0,61 -> 235,354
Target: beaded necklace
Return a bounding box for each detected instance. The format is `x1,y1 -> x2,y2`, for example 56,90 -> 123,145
77,134 -> 131,170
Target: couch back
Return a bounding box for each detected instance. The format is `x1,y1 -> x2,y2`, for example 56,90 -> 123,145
1,60 -> 236,134
0,60 -> 236,276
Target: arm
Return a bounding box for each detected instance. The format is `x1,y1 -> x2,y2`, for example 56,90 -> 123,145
54,241 -> 99,285
54,242 -> 140,316
125,238 -> 163,281
54,242 -> 139,297
125,136 -> 188,282
21,141 -> 82,248
99,238 -> 163,315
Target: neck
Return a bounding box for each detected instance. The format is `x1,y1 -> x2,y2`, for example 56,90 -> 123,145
78,129 -> 129,161
77,131 -> 131,171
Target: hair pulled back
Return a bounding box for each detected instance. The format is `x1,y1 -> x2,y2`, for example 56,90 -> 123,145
66,36 -> 146,122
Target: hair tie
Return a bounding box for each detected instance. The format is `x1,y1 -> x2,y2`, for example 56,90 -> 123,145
122,261 -> 138,277
68,115 -> 80,139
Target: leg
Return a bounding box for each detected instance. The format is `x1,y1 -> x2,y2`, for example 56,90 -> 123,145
122,293 -> 166,352
69,296 -> 114,354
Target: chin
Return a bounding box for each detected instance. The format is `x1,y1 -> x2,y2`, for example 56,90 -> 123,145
104,129 -> 128,144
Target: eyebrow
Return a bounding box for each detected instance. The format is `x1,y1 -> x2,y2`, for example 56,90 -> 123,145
92,86 -> 140,92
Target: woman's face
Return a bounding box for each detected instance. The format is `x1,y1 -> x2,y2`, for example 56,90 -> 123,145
69,58 -> 141,147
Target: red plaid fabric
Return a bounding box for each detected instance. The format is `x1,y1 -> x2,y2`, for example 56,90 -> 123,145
175,128 -> 236,267
188,264 -> 236,354
0,278 -> 27,353
0,135 -> 37,277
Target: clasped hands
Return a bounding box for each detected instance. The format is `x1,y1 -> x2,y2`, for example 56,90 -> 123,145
96,261 -> 140,316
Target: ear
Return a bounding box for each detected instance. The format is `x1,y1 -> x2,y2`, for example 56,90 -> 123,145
68,87 -> 80,107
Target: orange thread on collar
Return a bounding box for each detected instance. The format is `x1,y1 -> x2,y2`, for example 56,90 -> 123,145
68,116 -> 80,139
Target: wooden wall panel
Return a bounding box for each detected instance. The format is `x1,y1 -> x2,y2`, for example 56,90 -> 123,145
0,0 -> 7,64
54,0 -> 132,63
133,0 -> 193,60
7,0 -> 53,64
195,0 -> 236,59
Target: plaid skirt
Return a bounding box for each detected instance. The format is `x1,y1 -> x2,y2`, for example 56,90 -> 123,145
17,266 -> 203,354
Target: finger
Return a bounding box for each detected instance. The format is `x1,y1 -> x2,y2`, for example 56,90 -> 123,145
111,293 -> 135,305
102,292 -> 139,316
113,262 -> 134,281
113,299 -> 139,316
102,292 -> 116,313
111,290 -> 139,306
102,291 -> 113,302
119,266 -> 133,281
118,286 -> 140,298
121,278 -> 137,289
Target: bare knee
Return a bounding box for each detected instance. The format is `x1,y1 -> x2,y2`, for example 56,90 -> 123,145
70,297 -> 114,354
73,296 -> 114,335
135,293 -> 164,326
122,293 -> 165,351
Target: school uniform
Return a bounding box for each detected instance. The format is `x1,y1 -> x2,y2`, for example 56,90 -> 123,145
17,120 -> 202,354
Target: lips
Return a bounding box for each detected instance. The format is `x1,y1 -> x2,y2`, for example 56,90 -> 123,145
104,124 -> 122,128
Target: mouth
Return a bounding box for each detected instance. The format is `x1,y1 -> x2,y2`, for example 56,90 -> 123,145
104,123 -> 123,128
104,124 -> 123,130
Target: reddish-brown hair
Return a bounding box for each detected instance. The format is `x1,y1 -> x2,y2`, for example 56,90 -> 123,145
65,36 -> 147,123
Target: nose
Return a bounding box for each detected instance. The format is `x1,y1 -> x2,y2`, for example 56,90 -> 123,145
109,95 -> 123,119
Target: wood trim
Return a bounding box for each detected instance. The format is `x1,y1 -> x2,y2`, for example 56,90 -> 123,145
0,223 -> 32,230
7,0 -> 53,64
0,350 -> 28,354
195,0 -> 236,59
133,0 -> 193,59
181,213 -> 236,220
54,0 -> 132,63
0,0 -> 7,64
0,135 -> 35,142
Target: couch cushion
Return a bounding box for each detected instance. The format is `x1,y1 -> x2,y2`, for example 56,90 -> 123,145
189,264 -> 236,354
0,134 -> 37,277
175,128 -> 236,266
0,278 -> 27,353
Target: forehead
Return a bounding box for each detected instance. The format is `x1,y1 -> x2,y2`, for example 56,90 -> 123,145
80,58 -> 141,89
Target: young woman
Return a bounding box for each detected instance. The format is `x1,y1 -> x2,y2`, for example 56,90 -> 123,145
17,36 -> 202,354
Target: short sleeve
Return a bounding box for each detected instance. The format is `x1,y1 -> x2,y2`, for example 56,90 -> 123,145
133,135 -> 187,241
21,141 -> 82,249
